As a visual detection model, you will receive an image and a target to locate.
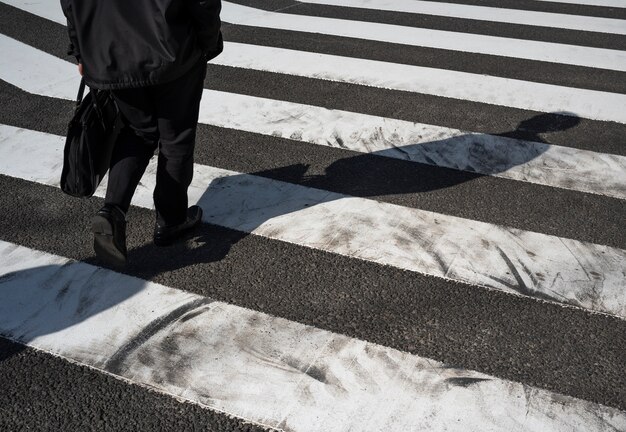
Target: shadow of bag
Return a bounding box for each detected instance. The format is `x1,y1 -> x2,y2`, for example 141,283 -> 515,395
60,78 -> 122,198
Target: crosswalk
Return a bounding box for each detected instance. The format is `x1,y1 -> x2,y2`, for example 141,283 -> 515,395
0,0 -> 624,430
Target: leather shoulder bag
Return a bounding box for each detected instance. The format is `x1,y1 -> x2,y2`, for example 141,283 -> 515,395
60,78 -> 122,198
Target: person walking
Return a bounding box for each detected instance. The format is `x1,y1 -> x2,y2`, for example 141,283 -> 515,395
60,0 -> 223,267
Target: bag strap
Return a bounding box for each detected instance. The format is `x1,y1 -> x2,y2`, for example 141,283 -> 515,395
76,78 -> 86,107
74,78 -> 116,131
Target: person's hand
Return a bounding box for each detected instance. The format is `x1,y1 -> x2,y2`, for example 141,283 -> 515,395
78,63 -> 83,76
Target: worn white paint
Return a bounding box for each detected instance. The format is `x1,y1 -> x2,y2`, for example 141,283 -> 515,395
214,42 -> 626,124
295,0 -> 626,35
1,125 -> 625,318
5,36 -> 625,199
1,241 -> 624,432
6,0 -> 626,73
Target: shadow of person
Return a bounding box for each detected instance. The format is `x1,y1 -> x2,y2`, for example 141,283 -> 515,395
0,261 -> 146,362
0,113 -> 582,361
121,112 -> 580,282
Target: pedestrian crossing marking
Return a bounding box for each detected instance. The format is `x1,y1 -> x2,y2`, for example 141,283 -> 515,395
6,0 -> 626,72
5,34 -> 625,199
1,125 -> 624,318
214,42 -> 626,124
1,240 -> 623,432
226,2 -> 626,71
0,0 -> 624,428
6,4 -> 626,123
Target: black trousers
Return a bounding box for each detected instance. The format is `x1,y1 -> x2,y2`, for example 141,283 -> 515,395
105,59 -> 207,226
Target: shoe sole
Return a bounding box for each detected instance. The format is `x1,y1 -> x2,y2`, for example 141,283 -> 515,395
92,214 -> 127,267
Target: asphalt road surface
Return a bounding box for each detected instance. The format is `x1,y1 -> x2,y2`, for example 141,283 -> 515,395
0,0 -> 625,431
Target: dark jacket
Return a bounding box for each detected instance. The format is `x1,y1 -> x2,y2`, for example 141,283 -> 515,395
60,0 -> 222,89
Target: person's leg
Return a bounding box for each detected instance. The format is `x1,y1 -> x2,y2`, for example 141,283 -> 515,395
105,88 -> 159,213
152,59 -> 207,227
93,88 -> 159,266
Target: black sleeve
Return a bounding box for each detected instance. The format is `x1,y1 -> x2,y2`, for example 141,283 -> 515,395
187,0 -> 223,59
60,0 -> 81,62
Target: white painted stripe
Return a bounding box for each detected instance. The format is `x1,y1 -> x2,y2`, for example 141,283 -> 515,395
1,125 -> 625,318
295,0 -> 626,34
1,241 -> 624,432
0,34 -> 79,100
4,30 -> 626,128
0,0 -> 65,23
5,6 -> 626,124
199,91 -> 626,200
6,34 -> 624,199
6,0 -> 626,73
221,3 -> 626,72
534,0 -> 626,8
215,42 -> 626,124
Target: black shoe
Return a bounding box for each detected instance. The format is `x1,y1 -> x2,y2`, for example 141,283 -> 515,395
92,205 -> 127,267
153,205 -> 203,247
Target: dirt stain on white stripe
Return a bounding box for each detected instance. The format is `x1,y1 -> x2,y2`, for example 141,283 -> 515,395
104,298 -> 214,375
